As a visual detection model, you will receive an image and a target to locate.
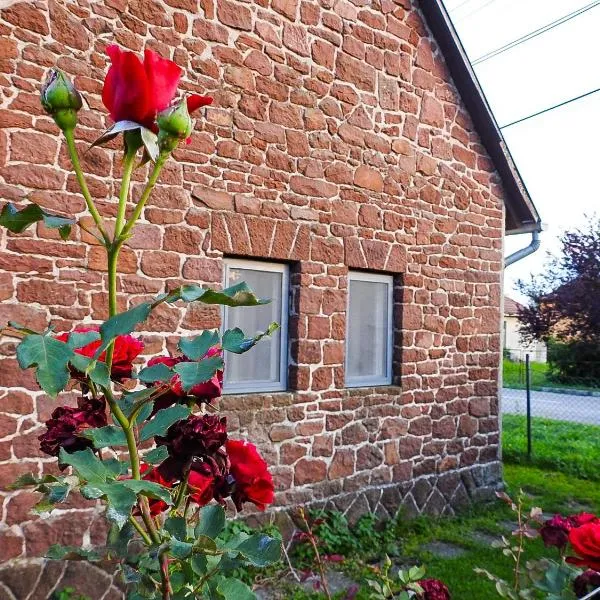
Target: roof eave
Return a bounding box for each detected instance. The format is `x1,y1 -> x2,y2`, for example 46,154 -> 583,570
418,0 -> 542,236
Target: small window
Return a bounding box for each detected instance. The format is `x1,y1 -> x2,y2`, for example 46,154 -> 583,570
222,259 -> 288,393
345,271 -> 394,387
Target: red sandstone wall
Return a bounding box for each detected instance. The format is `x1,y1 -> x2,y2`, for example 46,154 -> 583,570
0,0 -> 503,561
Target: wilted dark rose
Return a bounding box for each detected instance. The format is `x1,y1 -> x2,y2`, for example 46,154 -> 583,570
156,415 -> 227,480
102,45 -> 212,131
540,514 -> 574,549
56,324 -> 144,380
227,439 -> 274,511
571,513 -> 599,528
420,578 -> 451,600
568,522 -> 600,571
574,570 -> 600,598
39,396 -> 107,460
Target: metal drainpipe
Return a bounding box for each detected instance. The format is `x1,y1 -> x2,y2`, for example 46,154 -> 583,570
505,229 -> 541,267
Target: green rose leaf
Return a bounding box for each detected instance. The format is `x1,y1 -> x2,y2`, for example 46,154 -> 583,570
178,330 -> 220,360
82,481 -> 137,529
138,362 -> 173,383
45,544 -> 102,561
139,405 -> 190,442
70,354 -> 110,388
166,281 -> 270,307
143,445 -> 169,465
91,119 -> 141,148
222,322 -> 279,355
59,448 -> 113,483
173,356 -> 223,392
65,330 -> 100,349
195,504 -> 226,539
8,472 -> 59,490
169,538 -> 193,560
216,577 -> 256,600
233,534 -> 282,567
16,334 -> 73,397
120,479 -> 172,505
0,202 -> 74,240
82,425 -> 128,448
107,521 -> 135,558
165,516 -> 187,540
94,302 -> 153,359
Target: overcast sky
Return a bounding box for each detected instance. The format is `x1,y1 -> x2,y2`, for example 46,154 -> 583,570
442,0 -> 600,301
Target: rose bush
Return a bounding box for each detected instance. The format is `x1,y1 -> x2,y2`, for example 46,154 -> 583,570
0,45 -> 282,600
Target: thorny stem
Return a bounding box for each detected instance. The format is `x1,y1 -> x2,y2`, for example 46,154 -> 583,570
129,516 -> 153,545
513,495 -> 524,592
114,146 -> 137,239
298,509 -> 332,600
160,550 -> 172,600
63,129 -> 109,243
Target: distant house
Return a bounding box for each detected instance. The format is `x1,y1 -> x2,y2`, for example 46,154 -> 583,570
504,297 -> 547,362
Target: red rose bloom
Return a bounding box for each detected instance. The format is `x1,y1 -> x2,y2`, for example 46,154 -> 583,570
156,415 -> 228,481
571,513 -> 599,528
188,467 -> 215,507
39,396 -> 107,459
420,579 -> 451,600
574,570 -> 600,598
540,514 -> 574,549
227,439 -> 274,511
102,45 -> 213,130
56,324 -> 143,380
568,522 -> 600,571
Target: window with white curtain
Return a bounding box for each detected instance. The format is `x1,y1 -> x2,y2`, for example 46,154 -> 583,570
222,259 -> 288,393
345,271 -> 394,387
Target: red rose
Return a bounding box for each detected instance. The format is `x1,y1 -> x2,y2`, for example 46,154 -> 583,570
227,439 -> 274,511
156,415 -> 228,481
571,513 -> 599,528
568,522 -> 600,571
39,396 -> 107,459
574,570 -> 600,598
102,45 -> 213,131
540,514 -> 574,549
188,467 -> 215,507
420,579 -> 451,600
56,324 -> 143,380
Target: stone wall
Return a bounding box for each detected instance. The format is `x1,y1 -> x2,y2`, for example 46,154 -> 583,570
0,0 -> 503,572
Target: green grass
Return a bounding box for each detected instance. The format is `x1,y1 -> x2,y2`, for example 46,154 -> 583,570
502,414 -> 600,481
277,465 -> 600,599
503,358 -> 599,391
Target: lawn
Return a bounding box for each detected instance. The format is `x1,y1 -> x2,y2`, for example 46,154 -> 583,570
503,358 -> 600,392
502,414 -> 600,481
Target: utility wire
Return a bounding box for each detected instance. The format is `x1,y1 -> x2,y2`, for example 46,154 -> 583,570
456,0 -> 499,22
472,0 -> 600,65
500,86 -> 600,129
450,0 -> 480,13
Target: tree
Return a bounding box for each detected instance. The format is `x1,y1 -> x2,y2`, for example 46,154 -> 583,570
517,218 -> 600,380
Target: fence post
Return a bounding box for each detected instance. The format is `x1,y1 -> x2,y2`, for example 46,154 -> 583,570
526,353 -> 532,458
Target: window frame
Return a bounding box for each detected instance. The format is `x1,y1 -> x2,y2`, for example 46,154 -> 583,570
222,258 -> 289,394
345,270 -> 394,388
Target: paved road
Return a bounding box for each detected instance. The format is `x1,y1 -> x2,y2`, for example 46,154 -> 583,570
501,388 -> 600,425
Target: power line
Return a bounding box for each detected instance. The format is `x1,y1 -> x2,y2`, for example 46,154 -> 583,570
450,0 -> 480,13
472,1 -> 600,65
456,0 -> 499,22
500,86 -> 600,129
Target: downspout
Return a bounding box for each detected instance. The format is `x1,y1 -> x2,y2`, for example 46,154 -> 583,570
505,228 -> 541,267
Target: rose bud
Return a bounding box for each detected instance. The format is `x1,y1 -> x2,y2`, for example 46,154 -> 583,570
41,68 -> 83,132
157,99 -> 192,153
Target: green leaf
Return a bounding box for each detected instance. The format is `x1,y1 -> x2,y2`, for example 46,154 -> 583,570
59,448 -> 112,483
0,202 -> 74,239
216,577 -> 256,600
170,538 -> 193,560
139,405 -> 190,442
94,302 -> 153,359
91,119 -> 141,148
81,481 -> 138,529
138,362 -> 173,383
69,354 -> 110,387
8,472 -> 58,490
16,333 -> 73,397
193,535 -> 218,554
232,534 -> 281,567
195,504 -> 226,539
140,127 -> 159,162
45,544 -> 101,561
65,330 -> 100,349
107,521 -> 135,558
120,388 -> 156,419
143,445 -> 169,465
120,479 -> 172,505
178,330 -> 220,360
166,282 -> 270,307
82,426 -> 128,448
173,356 -> 223,392
222,323 -> 279,355
165,516 -> 187,540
